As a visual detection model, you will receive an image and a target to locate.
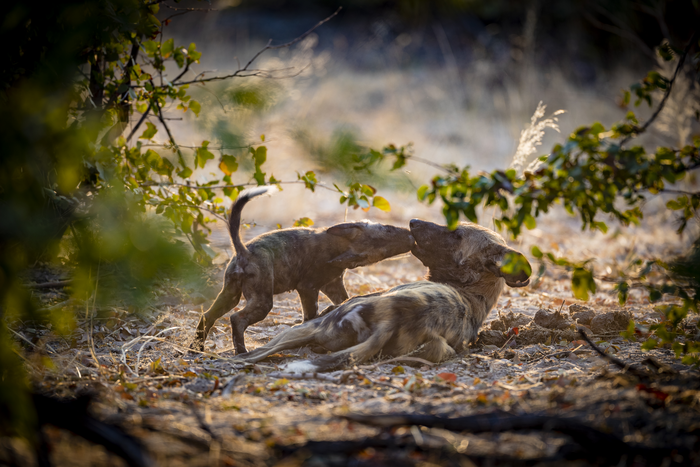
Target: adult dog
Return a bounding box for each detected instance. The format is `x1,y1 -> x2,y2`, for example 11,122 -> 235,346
191,187 -> 415,354
232,218 -> 532,371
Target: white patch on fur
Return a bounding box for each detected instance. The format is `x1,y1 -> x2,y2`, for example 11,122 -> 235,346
338,305 -> 370,339
285,360 -> 318,373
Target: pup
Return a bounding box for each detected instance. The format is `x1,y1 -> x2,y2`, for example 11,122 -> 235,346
233,218 -> 532,372
191,186 -> 415,354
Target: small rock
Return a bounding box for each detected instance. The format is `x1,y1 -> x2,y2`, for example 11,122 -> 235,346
534,308 -> 573,330
490,311 -> 532,331
570,304 -> 596,325
184,377 -> 216,393
590,310 -> 632,334
477,329 -> 507,347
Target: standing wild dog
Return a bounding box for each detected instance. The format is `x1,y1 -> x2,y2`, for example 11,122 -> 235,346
233,219 -> 532,372
191,186 -> 415,354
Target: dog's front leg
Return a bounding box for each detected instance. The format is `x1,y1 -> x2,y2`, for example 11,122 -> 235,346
298,288 -> 321,322
191,285 -> 242,352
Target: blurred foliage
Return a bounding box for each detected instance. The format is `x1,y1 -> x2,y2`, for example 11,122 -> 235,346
0,0 -> 387,438
294,128 -> 415,192
409,34 -> 700,364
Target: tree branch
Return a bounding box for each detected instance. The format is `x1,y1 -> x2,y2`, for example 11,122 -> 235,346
158,8 -> 340,87
620,30 -> 699,147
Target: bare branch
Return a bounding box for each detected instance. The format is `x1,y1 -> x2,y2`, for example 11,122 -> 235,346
584,6 -> 656,60
126,105 -> 152,142
160,8 -> 340,87
141,180 -> 341,194
620,30 -> 699,147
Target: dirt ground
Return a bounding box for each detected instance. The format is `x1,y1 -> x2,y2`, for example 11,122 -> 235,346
4,213 -> 700,467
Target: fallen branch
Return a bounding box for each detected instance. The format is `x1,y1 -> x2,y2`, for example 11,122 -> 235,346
186,401 -> 220,442
577,328 -> 648,378
341,411 -> 682,464
28,279 -> 72,289
33,393 -> 153,467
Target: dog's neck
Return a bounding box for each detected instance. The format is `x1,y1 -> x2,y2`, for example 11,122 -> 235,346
426,268 -> 505,324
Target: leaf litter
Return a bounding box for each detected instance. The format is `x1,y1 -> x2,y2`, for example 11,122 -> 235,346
7,215 -> 700,466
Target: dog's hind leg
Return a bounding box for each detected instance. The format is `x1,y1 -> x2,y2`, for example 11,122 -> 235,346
191,282 -> 242,352
410,336 -> 457,363
236,321 -> 320,363
230,278 -> 274,355
298,323 -> 395,372
320,274 -> 349,305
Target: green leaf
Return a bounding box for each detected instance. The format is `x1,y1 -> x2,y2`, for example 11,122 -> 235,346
571,267 -> 596,301
293,217 -> 314,227
195,141 -> 215,169
615,281 -> 629,305
189,100 -> 201,117
142,40 -> 158,55
524,214 -> 536,230
161,38 -> 174,58
372,196 -> 391,212
501,251 -> 533,277
417,185 -> 429,201
218,155 -> 238,175
178,167 -> 193,179
253,146 -> 267,167
139,122 -> 158,140
641,338 -> 658,351
531,245 -> 543,259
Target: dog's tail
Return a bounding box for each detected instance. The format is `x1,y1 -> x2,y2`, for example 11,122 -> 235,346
228,186 -> 278,256
287,324 -> 394,373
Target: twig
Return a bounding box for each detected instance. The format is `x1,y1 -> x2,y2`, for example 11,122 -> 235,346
527,345 -> 585,364
186,401 -> 220,442
27,279 -> 72,289
577,328 -> 647,378
134,326 -> 182,375
267,371 -> 347,384
126,104 -> 152,142
7,327 -> 56,354
220,374 -> 246,397
150,80 -> 186,169
141,179 -> 341,194
165,8 -> 341,87
361,356 -> 436,370
642,356 -> 677,375
620,30 -> 700,147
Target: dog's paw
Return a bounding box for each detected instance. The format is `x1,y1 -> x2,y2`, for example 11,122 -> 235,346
188,340 -> 204,354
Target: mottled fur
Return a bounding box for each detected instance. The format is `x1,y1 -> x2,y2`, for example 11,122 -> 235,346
234,219 -> 532,372
191,187 -> 415,354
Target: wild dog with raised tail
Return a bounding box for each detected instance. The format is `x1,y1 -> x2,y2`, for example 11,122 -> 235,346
233,219 -> 532,372
191,186 -> 415,354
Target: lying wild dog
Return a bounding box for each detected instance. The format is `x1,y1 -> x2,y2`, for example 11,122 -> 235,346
232,218 -> 532,372
191,186 -> 415,354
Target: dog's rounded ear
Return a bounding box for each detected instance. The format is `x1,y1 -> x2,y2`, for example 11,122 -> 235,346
327,223 -> 364,240
457,257 -> 482,285
488,248 -> 532,287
